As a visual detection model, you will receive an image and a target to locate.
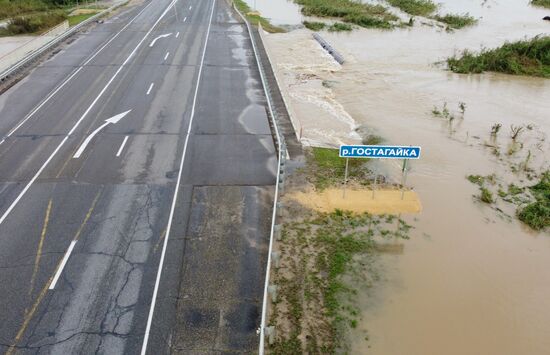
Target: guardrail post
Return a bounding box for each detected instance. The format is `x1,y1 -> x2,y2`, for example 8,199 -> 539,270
265,326 -> 276,345
274,224 -> 282,240
267,284 -> 278,302
276,202 -> 283,218
271,251 -> 280,268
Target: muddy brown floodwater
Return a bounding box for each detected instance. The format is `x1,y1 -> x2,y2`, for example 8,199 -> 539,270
261,0 -> 550,353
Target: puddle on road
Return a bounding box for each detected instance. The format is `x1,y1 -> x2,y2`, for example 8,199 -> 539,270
262,0 -> 550,353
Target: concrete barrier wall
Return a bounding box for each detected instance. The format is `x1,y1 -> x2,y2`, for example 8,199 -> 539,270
257,25 -> 303,141
0,21 -> 69,74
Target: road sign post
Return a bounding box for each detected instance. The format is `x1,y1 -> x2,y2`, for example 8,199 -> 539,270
338,144 -> 421,200
343,158 -> 349,198
401,159 -> 409,200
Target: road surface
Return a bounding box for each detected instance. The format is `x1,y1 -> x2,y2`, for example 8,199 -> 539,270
0,0 -> 275,353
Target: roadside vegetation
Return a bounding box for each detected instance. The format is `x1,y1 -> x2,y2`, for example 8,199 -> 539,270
0,0 -> 104,36
0,10 -> 67,35
234,0 -> 285,33
531,0 -> 550,8
296,0 -> 398,29
308,147 -> 371,190
269,210 -> 412,353
447,36 -> 550,78
268,147 -> 414,353
67,11 -> 99,26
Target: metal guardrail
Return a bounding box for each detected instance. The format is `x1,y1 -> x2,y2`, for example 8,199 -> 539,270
0,21 -> 69,74
0,1 -> 128,82
232,3 -> 286,354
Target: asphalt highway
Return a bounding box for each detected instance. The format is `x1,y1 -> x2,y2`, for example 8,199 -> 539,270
0,0 -> 275,353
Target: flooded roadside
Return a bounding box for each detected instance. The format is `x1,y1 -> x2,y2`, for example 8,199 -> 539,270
261,0 -> 550,353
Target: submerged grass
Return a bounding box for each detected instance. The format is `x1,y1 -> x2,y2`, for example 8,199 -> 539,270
386,0 -> 436,16
432,13 -> 477,29
295,0 -> 398,29
234,0 -> 285,33
447,36 -> 550,78
518,172 -> 550,230
466,171 -> 549,231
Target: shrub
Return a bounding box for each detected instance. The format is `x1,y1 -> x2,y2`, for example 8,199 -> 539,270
447,36 -> 550,78
303,21 -> 325,31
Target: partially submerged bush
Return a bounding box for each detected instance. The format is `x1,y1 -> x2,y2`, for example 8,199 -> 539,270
296,0 -> 397,29
447,36 -> 550,78
531,0 -> 550,9
518,171 -> 550,230
386,0 -> 437,16
303,20 -> 326,31
329,22 -> 352,32
433,13 -> 477,29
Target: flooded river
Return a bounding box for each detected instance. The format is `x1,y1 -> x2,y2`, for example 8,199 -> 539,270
259,0 -> 550,353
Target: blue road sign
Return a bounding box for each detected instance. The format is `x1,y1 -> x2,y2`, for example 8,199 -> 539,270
339,145 -> 421,159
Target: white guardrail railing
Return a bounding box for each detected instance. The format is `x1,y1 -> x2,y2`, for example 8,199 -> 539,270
0,1 -> 127,82
232,3 -> 286,354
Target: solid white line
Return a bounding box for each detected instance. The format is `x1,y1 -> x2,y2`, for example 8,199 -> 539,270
175,31 -> 180,38
0,2 -> 152,146
183,16 -> 187,22
0,0 -> 178,227
164,52 -> 170,61
146,82 -> 154,95
116,136 -> 129,157
49,240 -> 77,290
140,0 -> 216,354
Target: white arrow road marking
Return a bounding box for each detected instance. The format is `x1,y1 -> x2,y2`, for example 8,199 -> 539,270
116,136 -> 129,157
73,110 -> 131,158
49,240 -> 77,290
149,33 -> 172,47
0,0 -> 178,228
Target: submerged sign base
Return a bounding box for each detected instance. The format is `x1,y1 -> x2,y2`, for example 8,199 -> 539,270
339,145 -> 421,159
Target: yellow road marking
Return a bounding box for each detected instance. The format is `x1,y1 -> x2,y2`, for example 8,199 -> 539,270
7,275 -> 53,355
28,199 -> 53,297
73,191 -> 101,242
8,190 -> 103,352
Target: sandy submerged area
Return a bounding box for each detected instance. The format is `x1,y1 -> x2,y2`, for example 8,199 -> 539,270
289,188 -> 422,214
261,0 -> 550,353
